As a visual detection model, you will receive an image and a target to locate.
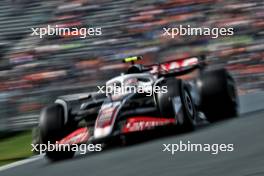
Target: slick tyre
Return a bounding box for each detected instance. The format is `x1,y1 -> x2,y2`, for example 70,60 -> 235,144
198,68 -> 238,122
156,78 -> 197,131
39,104 -> 75,161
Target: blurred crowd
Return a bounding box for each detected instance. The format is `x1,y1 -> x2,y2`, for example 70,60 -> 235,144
0,0 -> 263,131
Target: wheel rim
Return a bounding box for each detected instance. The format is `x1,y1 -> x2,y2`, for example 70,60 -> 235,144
184,91 -> 194,118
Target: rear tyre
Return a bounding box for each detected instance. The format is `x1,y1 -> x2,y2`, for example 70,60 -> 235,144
39,104 -> 75,161
198,68 -> 238,122
156,78 -> 197,131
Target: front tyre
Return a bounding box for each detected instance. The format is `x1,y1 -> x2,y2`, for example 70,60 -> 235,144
156,78 -> 197,131
39,104 -> 75,161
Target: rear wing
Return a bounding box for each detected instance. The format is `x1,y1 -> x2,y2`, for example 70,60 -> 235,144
124,55 -> 206,76
148,56 -> 206,76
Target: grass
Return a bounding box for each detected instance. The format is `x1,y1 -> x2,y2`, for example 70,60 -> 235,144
0,131 -> 33,166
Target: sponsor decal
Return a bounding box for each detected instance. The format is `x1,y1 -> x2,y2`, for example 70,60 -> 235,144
122,117 -> 176,133
58,127 -> 90,145
96,102 -> 121,128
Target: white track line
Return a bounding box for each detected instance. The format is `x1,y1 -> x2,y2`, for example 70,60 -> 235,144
0,155 -> 43,172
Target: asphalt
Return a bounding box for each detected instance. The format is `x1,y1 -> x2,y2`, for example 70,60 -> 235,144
1,92 -> 264,176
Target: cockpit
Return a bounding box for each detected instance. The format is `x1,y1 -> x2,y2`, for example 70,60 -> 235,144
105,73 -> 155,97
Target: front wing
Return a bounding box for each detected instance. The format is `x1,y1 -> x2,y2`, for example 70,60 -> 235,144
58,116 -> 176,145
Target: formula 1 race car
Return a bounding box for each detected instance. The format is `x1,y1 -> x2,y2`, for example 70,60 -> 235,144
38,55 -> 238,160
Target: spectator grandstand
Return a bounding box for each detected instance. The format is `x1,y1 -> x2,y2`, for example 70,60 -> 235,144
0,0 -> 263,132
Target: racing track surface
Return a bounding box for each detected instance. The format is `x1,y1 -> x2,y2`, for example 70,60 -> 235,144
1,92 -> 264,176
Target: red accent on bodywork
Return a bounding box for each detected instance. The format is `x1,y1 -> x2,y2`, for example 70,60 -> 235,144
150,57 -> 198,74
122,116 -> 176,133
58,127 -> 89,145
96,105 -> 118,128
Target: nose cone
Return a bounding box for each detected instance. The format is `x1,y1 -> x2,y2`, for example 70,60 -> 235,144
94,126 -> 112,139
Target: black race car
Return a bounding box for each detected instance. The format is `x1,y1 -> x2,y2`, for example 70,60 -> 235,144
38,55 -> 238,160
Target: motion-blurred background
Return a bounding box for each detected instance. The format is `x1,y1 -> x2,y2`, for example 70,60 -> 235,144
0,0 -> 263,134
